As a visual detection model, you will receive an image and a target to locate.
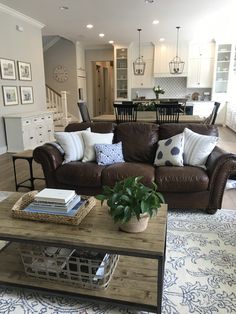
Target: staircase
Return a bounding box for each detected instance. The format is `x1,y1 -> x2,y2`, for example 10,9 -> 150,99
46,85 -> 74,128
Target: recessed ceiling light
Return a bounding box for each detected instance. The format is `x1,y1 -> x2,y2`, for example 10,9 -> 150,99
159,38 -> 165,42
59,6 -> 69,10
86,24 -> 93,29
109,40 -> 114,44
145,0 -> 154,3
99,33 -> 105,38
152,20 -> 159,25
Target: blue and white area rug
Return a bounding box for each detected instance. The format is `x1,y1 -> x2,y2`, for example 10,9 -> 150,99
0,203 -> 235,313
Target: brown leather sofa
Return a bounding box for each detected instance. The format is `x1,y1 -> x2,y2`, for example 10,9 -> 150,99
33,122 -> 236,214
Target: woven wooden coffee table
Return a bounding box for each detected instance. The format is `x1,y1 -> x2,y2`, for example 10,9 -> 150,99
0,192 -> 167,313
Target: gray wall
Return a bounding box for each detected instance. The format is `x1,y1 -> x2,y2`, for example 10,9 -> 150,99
0,9 -> 46,154
44,38 -> 78,118
85,48 -> 113,116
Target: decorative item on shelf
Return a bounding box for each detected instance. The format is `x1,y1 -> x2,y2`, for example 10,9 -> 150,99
133,28 -> 146,75
169,26 -> 185,75
96,176 -> 164,233
192,92 -> 199,101
153,85 -> 165,99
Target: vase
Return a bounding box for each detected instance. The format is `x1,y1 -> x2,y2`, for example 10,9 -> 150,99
155,92 -> 159,100
119,214 -> 150,233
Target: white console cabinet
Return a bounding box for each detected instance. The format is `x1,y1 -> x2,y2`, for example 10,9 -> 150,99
4,111 -> 54,152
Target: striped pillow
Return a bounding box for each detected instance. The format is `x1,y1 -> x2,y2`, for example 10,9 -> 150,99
54,128 -> 91,164
183,128 -> 218,168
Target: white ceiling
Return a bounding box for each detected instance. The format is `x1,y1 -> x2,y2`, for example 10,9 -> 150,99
0,0 -> 236,47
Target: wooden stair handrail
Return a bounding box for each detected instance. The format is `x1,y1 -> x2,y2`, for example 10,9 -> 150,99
45,84 -> 61,97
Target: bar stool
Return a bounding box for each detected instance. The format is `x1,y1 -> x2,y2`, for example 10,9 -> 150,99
12,150 -> 44,191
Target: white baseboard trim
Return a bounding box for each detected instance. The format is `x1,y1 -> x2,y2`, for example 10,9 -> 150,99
0,146 -> 7,155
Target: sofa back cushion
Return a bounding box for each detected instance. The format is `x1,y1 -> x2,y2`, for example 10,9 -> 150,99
114,122 -> 159,163
65,122 -> 115,133
158,123 -> 218,140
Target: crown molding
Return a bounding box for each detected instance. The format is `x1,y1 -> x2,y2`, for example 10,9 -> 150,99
0,3 -> 45,29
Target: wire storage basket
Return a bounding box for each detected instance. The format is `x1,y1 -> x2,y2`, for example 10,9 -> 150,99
19,244 -> 119,290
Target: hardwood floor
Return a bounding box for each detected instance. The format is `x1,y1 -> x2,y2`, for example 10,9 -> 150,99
0,126 -> 235,209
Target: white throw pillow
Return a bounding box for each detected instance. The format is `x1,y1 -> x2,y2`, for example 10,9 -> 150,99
154,133 -> 184,166
82,132 -> 114,162
183,128 -> 218,168
54,128 -> 91,164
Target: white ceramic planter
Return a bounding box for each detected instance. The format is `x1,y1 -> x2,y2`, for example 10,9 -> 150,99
119,214 -> 150,233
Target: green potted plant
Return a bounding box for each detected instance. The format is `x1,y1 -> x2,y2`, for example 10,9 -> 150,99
96,176 -> 164,233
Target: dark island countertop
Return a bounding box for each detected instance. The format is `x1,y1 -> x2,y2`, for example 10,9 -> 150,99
132,98 -> 188,103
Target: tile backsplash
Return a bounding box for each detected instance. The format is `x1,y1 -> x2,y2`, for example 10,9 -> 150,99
131,77 -> 211,100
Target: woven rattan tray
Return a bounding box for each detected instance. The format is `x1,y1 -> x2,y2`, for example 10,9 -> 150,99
11,191 -> 96,225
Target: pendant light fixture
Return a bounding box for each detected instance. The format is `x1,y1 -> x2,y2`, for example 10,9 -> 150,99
169,26 -> 185,75
133,28 -> 146,75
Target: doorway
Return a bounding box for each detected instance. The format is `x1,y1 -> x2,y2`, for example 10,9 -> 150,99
92,61 -> 114,116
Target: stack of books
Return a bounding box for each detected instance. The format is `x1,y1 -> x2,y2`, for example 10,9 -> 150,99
24,188 -> 84,216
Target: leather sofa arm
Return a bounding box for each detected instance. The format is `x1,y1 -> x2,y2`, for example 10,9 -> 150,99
33,144 -> 64,188
206,146 -> 236,211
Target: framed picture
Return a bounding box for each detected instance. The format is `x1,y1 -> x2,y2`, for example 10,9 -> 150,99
18,61 -> 32,81
0,58 -> 16,80
20,86 -> 34,104
2,86 -> 18,106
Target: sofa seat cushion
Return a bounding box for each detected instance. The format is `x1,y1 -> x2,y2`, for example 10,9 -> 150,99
55,162 -> 105,187
102,162 -> 155,187
155,166 -> 209,192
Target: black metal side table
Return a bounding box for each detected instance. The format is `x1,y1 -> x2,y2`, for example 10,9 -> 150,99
12,150 -> 44,191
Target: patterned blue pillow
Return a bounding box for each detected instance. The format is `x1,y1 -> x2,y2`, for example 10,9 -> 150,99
95,142 -> 125,166
154,133 -> 184,166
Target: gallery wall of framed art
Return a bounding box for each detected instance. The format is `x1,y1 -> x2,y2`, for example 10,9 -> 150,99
0,57 -> 33,106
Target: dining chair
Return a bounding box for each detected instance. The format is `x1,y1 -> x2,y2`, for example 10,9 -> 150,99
155,103 -> 181,124
113,102 -> 138,123
78,102 -> 91,122
203,102 -> 220,125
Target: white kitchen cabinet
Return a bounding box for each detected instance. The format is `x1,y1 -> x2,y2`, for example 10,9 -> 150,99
187,58 -> 214,88
131,43 -> 154,88
187,42 -> 215,88
153,43 -> 188,77
132,60 -> 154,88
188,42 -> 215,59
4,111 -> 54,152
213,44 -> 233,95
114,46 -> 132,100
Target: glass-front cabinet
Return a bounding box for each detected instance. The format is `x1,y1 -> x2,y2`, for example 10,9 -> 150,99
214,44 -> 231,93
213,43 -> 236,128
115,48 -> 128,99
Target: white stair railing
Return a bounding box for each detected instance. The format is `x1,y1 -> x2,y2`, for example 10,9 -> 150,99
46,85 -> 70,126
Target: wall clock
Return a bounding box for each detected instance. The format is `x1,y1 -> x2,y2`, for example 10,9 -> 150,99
53,65 -> 68,82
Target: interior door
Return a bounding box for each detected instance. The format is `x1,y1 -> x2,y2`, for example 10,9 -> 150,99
93,61 -> 114,116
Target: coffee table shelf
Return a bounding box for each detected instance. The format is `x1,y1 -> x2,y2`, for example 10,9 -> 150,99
0,243 -> 158,310
0,193 -> 167,313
